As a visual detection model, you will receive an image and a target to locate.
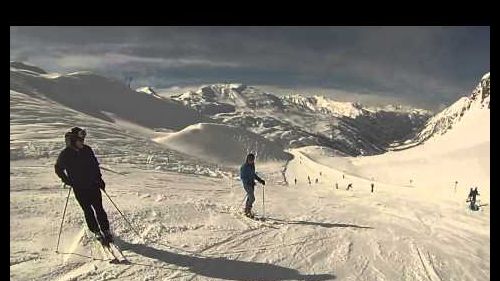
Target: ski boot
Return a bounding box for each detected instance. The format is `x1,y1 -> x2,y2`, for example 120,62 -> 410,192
244,207 -> 255,219
93,231 -> 107,246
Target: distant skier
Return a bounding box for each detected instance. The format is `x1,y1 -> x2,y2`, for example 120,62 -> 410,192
320,172 -> 322,176
294,178 -> 297,185
54,127 -> 113,245
347,183 -> 352,190
315,178 -> 318,184
467,187 -> 480,210
335,182 -> 338,189
308,176 -> 311,185
371,183 -> 374,193
342,174 -> 345,179
240,153 -> 265,218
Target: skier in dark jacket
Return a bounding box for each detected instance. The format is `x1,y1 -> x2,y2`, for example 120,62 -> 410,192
55,127 -> 112,244
467,187 -> 480,210
240,153 -> 265,218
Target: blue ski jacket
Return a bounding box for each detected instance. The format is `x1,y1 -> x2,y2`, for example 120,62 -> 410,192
240,162 -> 264,187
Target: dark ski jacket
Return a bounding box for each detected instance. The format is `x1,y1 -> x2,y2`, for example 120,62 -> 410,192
54,145 -> 102,189
240,162 -> 263,187
472,189 -> 480,200
468,189 -> 480,199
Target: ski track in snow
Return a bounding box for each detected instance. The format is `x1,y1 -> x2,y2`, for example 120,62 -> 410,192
11,154 -> 489,280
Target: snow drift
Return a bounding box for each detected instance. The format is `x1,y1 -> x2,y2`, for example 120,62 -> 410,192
154,123 -> 293,165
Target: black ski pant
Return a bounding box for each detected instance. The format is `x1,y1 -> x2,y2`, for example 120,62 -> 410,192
73,187 -> 110,233
470,199 -> 477,210
243,184 -> 255,210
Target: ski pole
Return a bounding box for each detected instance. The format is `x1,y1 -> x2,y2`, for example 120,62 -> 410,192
56,186 -> 72,253
262,185 -> 265,220
102,190 -> 143,240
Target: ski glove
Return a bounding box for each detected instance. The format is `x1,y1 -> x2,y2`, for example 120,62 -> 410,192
259,179 -> 266,186
97,177 -> 106,190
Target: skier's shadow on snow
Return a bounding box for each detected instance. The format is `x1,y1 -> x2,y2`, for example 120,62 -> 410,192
266,218 -> 374,229
115,238 -> 335,281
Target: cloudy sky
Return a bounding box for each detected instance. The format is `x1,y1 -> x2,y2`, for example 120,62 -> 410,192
10,26 -> 489,111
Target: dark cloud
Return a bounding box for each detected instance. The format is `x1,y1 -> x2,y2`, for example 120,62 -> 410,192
10,26 -> 489,111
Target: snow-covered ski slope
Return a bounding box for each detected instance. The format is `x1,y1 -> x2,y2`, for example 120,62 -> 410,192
11,62 -> 489,280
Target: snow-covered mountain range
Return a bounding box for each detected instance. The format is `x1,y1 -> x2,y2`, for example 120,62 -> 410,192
10,60 -> 488,161
169,83 -> 432,156
10,62 -> 291,167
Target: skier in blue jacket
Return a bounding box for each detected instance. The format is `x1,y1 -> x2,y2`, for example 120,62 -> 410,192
240,153 -> 265,218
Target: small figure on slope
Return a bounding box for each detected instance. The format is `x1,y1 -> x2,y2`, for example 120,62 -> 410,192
467,187 -> 480,211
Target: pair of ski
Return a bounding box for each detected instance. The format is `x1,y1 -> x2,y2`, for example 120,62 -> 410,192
237,212 -> 278,229
93,238 -> 130,264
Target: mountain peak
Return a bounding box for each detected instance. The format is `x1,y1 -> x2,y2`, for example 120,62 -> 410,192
281,94 -> 366,118
136,86 -> 164,99
174,83 -> 277,111
197,83 -> 248,93
481,72 -> 490,81
476,72 -> 490,107
399,71 -> 490,148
